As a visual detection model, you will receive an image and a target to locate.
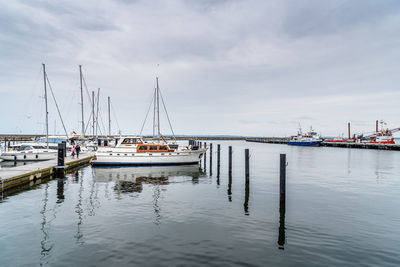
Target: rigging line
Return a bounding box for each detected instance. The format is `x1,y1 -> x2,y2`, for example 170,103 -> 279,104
45,74 -> 69,139
82,74 -> 93,105
97,104 -> 107,137
98,109 -> 107,137
84,111 -> 93,135
139,90 -> 155,136
83,90 -> 100,136
110,102 -> 121,133
159,89 -> 176,140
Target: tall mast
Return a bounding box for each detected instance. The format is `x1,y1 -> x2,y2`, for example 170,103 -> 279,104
153,87 -> 156,138
92,91 -> 95,138
96,88 -> 100,139
79,65 -> 84,136
156,77 -> 160,139
42,63 -> 49,149
108,96 -> 111,137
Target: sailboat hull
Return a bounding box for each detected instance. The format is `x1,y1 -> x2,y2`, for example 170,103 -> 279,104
93,150 -> 205,166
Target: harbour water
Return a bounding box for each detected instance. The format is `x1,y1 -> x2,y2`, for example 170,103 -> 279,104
0,140 -> 399,266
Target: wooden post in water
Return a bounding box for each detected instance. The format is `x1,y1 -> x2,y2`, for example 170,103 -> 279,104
278,153 -> 287,249
245,149 -> 250,183
209,143 -> 213,176
204,142 -> 207,168
217,144 -> 221,169
228,146 -> 232,174
280,154 -> 286,207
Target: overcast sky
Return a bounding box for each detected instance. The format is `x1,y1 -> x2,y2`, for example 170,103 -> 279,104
1,0 -> 399,137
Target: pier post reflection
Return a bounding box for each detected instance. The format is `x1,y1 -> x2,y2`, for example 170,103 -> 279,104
56,178 -> 65,203
227,172 -> 232,202
244,178 -> 249,215
278,195 -> 286,250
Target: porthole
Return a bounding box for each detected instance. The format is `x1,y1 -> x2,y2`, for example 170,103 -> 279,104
124,154 -> 128,156
23,155 -> 27,159
35,154 -> 39,159
117,153 -> 120,156
109,153 -> 113,156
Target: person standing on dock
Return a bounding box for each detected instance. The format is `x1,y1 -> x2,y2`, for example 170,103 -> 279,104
75,144 -> 81,159
71,145 -> 76,159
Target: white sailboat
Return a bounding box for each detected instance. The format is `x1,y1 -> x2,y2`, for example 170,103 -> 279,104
0,64 -> 64,161
93,78 -> 206,166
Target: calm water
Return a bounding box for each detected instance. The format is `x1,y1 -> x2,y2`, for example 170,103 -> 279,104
0,141 -> 399,266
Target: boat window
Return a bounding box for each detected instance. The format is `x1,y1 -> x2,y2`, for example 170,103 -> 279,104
159,146 -> 168,151
149,146 -> 158,151
138,146 -> 148,151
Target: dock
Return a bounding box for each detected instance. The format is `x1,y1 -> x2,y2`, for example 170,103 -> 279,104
0,153 -> 95,191
246,138 -> 400,150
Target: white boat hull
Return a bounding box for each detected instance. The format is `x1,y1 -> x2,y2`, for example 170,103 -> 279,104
93,149 -> 205,166
0,151 -> 57,161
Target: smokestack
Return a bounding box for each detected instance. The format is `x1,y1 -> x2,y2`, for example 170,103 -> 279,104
348,122 -> 351,139
376,120 -> 379,132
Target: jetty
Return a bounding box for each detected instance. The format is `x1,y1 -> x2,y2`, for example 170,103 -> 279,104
0,153 -> 94,191
245,138 -> 400,150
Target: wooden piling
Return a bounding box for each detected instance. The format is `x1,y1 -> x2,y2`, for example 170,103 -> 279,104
245,149 -> 250,183
280,154 -> 286,207
209,143 -> 213,176
278,154 -> 287,249
217,144 -> 221,168
228,146 -> 232,174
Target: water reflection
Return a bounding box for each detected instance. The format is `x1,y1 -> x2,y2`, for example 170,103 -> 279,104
56,178 -> 65,204
227,173 -> 232,202
40,184 -> 53,262
278,198 -> 286,250
93,165 -> 205,194
75,171 -> 84,244
244,180 -> 249,216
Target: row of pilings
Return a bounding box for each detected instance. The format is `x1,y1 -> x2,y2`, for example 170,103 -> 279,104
189,140 -> 288,250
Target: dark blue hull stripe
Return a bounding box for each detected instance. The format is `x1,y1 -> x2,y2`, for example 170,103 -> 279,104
287,141 -> 321,146
92,161 -> 199,166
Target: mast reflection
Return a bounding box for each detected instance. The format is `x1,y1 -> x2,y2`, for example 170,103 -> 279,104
40,184 -> 53,261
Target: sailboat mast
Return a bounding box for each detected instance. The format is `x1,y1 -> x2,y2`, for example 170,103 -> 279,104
153,88 -> 156,138
79,65 -> 84,136
156,77 -> 160,138
108,96 -> 111,137
42,63 -> 49,149
96,88 -> 100,139
92,91 -> 95,138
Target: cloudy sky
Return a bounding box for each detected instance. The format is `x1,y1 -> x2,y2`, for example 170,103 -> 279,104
1,0 -> 399,137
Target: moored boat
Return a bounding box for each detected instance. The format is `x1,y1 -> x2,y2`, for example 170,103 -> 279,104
93,136 -> 206,166
92,77 -> 206,166
0,144 -> 57,161
287,126 -> 322,146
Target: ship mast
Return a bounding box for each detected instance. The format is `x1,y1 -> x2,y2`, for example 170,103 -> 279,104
108,96 -> 111,137
42,63 -> 49,149
156,77 -> 161,140
79,65 -> 84,137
